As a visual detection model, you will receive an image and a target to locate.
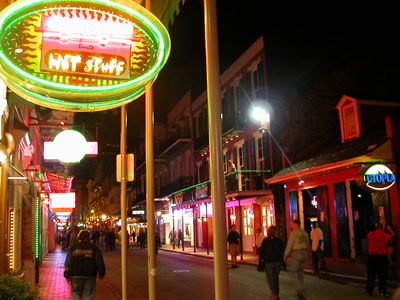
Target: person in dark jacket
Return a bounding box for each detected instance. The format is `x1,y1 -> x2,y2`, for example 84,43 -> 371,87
259,226 -> 284,300
64,230 -> 106,300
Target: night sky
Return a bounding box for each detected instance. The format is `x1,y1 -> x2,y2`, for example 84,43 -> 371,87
71,2 -> 398,180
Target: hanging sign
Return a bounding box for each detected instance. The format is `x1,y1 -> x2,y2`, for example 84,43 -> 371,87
357,164 -> 396,191
0,0 -> 170,111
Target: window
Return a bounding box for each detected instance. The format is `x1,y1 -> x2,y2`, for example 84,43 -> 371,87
343,105 -> 358,139
336,95 -> 361,142
257,137 -> 264,160
238,146 -> 244,169
223,152 -> 228,173
243,207 -> 254,236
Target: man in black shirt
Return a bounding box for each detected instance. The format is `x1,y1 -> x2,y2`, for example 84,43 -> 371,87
64,230 -> 106,300
259,226 -> 284,300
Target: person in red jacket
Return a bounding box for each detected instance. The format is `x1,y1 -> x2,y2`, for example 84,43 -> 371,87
365,223 -> 392,297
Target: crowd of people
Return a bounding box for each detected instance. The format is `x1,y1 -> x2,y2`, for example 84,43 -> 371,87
226,217 -> 397,300
57,227 -> 152,252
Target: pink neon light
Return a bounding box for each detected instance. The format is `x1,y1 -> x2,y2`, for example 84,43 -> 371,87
49,192 -> 76,208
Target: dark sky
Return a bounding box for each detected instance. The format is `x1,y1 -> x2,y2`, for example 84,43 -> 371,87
71,3 -> 397,180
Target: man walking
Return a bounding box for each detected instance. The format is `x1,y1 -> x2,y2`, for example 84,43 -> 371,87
284,220 -> 310,300
259,226 -> 284,300
310,222 -> 326,273
365,223 -> 392,297
64,230 -> 106,300
227,224 -> 241,268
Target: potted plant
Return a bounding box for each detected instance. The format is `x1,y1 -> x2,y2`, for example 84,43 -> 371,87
0,274 -> 38,300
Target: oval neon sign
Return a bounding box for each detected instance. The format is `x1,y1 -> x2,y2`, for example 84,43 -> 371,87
0,0 -> 170,111
358,164 -> 396,191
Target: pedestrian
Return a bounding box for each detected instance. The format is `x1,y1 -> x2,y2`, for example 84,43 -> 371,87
169,230 -> 176,246
259,226 -> 284,300
178,229 -> 183,248
365,222 -> 392,297
256,228 -> 265,254
138,229 -> 145,249
227,224 -> 241,268
379,216 -> 397,280
69,227 -> 80,249
284,220 -> 310,300
64,230 -> 106,300
131,231 -> 136,244
310,222 -> 326,273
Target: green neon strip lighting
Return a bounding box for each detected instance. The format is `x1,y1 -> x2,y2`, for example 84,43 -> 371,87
35,196 -> 40,259
171,170 -> 272,195
0,0 -> 170,92
7,79 -> 146,110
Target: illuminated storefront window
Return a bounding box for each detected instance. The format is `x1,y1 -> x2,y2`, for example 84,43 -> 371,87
261,202 -> 275,236
242,207 -> 254,236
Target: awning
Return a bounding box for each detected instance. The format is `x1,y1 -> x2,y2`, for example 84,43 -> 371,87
266,130 -> 391,184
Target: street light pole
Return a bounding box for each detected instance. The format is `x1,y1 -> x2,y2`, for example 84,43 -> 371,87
203,0 -> 230,299
120,105 -> 128,300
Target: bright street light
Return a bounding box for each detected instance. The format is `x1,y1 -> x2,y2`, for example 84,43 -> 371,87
251,106 -> 270,133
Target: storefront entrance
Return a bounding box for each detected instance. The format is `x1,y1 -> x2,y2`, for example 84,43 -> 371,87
350,180 -> 374,257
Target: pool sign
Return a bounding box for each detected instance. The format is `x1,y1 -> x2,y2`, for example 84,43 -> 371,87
0,0 -> 170,111
358,164 -> 396,191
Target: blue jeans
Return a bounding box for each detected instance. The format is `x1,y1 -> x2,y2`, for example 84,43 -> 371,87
264,261 -> 281,297
71,277 -> 96,300
289,250 -> 307,296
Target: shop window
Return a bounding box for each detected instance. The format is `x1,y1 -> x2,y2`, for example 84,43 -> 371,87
243,207 -> 254,236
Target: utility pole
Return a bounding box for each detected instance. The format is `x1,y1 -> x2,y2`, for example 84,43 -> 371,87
203,0 -> 230,299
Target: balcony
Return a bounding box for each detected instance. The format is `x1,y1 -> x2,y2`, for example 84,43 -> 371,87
159,128 -> 192,156
224,170 -> 271,194
167,170 -> 271,204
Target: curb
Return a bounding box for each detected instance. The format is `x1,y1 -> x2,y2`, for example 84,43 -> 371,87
160,248 -> 399,288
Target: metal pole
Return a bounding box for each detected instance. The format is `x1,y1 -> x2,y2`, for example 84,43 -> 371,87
193,216 -> 196,253
206,204 -> 209,255
120,105 -> 128,300
203,0 -> 230,299
239,199 -> 243,261
181,212 -> 184,251
145,84 -> 156,300
172,212 -> 175,249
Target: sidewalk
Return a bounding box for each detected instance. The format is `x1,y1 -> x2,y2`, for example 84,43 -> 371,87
39,247 -> 119,300
159,244 -> 399,287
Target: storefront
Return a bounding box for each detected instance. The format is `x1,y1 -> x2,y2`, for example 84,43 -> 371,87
267,134 -> 400,264
170,192 -> 276,254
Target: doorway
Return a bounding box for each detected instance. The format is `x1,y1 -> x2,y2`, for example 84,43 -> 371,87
350,180 -> 374,257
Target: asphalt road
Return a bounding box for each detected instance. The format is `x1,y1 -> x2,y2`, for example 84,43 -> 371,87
100,246 -> 396,300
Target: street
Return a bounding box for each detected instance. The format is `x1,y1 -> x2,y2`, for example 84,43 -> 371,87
100,246 -> 387,300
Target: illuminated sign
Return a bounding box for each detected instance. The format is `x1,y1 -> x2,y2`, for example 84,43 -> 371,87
357,164 -> 396,191
0,0 -> 170,112
49,192 -> 76,209
44,130 -> 98,163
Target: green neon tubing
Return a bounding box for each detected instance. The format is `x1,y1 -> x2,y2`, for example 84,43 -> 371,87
35,196 -> 40,259
171,170 -> 272,195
